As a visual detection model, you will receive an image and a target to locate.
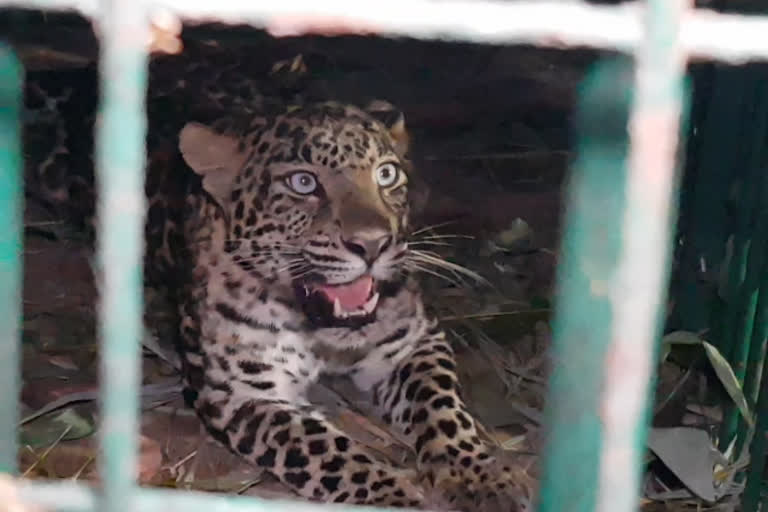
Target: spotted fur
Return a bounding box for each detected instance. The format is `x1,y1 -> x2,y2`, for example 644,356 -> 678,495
23,45 -> 529,511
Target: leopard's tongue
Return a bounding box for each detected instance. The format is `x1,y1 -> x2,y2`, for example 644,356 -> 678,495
316,275 -> 373,311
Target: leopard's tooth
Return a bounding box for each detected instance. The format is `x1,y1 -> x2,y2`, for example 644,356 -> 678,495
333,297 -> 344,318
362,292 -> 380,314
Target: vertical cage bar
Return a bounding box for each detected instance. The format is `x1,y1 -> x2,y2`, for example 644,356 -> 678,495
95,0 -> 149,509
743,333 -> 768,512
672,68 -> 750,346
743,250 -> 768,408
596,0 -> 687,510
537,56 -> 631,512
538,1 -> 687,511
722,83 -> 768,451
734,208 -> 768,457
0,44 -> 23,475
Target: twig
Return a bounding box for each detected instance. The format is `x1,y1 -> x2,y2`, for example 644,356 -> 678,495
22,425 -> 73,477
70,454 -> 95,481
440,308 -> 550,322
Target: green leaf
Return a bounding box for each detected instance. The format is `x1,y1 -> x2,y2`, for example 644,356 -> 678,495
658,332 -> 753,427
19,407 -> 96,448
660,330 -> 703,363
702,341 -> 754,428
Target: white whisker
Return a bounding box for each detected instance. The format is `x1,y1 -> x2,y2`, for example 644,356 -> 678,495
404,262 -> 465,289
410,220 -> 459,236
408,249 -> 488,286
407,241 -> 453,248
417,234 -> 474,241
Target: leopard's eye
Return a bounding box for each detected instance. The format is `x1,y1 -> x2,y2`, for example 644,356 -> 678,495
287,171 -> 317,195
375,163 -> 399,187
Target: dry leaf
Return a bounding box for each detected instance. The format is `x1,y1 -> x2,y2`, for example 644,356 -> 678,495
647,427 -> 717,502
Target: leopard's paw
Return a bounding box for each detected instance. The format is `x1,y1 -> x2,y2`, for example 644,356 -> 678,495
422,450 -> 536,512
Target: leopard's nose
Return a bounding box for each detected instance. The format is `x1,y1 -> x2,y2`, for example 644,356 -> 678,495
342,230 -> 393,263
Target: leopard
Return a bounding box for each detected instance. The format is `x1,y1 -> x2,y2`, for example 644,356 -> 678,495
22,40 -> 533,512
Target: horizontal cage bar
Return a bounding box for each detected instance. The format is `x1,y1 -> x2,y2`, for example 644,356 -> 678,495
1,1 -> 768,62
14,479 -> 415,512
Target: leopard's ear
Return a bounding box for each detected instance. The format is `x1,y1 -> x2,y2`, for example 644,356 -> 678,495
365,99 -> 409,156
179,122 -> 247,202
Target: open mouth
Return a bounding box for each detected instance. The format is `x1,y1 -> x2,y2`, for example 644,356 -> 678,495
296,274 -> 380,327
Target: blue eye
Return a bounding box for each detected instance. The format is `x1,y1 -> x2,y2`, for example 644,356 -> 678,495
287,172 -> 317,194
375,163 -> 399,187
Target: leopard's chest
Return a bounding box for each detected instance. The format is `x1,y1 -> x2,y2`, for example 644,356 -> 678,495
191,274 -> 428,380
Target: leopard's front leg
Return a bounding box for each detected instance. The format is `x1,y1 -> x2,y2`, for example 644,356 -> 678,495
184,332 -> 425,508
368,328 -> 530,512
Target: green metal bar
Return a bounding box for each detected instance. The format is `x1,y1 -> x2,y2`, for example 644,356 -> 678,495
743,248 -> 768,407
94,0 -> 149,510
743,325 -> 768,511
719,72 -> 768,451
681,68 -> 749,332
739,251 -> 768,508
536,56 -> 631,512
596,0 -> 686,510
0,44 -> 22,475
726,76 -> 768,375
733,195 -> 768,457
674,68 -> 751,338
538,1 -> 686,511
718,75 -> 762,361
0,44 -> 23,476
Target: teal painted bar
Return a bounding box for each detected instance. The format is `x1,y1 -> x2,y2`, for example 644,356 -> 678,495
722,78 -> 768,453
94,1 -> 149,510
595,0 -> 686,510
538,1 -> 686,510
0,45 -> 23,475
743,241 -> 768,408
673,69 -> 748,337
537,56 -> 633,512
733,200 -> 768,458
743,316 -> 768,511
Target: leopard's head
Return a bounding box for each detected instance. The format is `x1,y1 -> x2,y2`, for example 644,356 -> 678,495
179,101 -> 413,327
